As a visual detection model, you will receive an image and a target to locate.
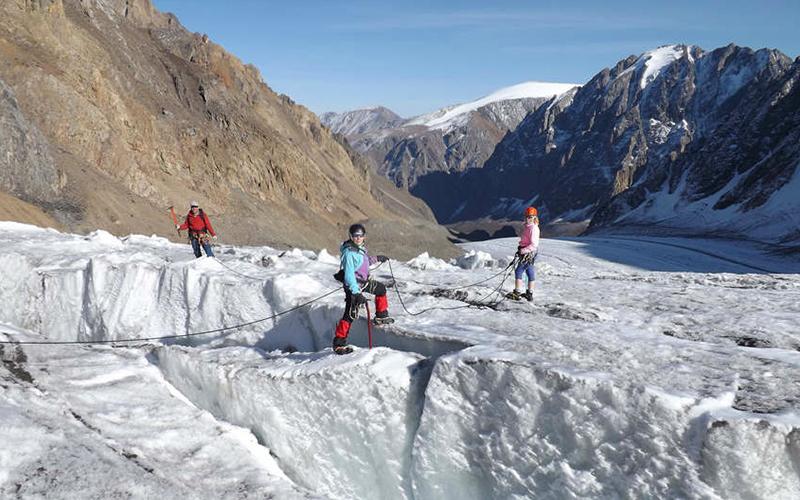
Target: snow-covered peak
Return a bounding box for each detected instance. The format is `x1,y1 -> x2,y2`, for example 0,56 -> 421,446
640,45 -> 688,89
406,81 -> 579,131
614,45 -> 694,90
320,106 -> 404,136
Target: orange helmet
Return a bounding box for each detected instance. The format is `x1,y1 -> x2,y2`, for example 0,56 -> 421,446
525,207 -> 538,217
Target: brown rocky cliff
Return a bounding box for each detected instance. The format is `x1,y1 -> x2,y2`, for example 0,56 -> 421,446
0,0 -> 456,258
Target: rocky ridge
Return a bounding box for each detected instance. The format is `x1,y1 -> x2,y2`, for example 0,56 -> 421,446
321,82 -> 577,189
415,45 -> 800,245
0,0 -> 456,258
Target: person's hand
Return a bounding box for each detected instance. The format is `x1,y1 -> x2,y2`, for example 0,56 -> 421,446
212,235 -> 218,240
353,293 -> 368,306
175,224 -> 180,230
377,255 -> 389,263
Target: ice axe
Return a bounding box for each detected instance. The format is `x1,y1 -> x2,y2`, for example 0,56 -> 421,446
365,303 -> 373,349
168,205 -> 181,237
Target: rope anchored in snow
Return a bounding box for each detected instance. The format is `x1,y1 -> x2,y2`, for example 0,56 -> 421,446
386,256 -> 518,317
0,255 -> 509,347
0,288 -> 340,346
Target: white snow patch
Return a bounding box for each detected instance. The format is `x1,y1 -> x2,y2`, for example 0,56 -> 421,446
454,249 -> 502,270
640,45 -> 685,89
406,252 -> 456,271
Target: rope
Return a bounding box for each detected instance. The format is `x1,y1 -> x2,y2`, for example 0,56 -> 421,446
215,258 -> 271,281
0,259 -> 386,347
0,252 -> 510,346
0,288 -> 340,346
387,257 -> 517,316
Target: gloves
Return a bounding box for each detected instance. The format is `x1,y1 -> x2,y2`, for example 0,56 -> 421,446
376,255 -> 389,263
212,235 -> 218,240
175,224 -> 180,229
353,293 -> 368,306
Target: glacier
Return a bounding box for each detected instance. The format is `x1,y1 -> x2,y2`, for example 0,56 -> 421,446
1,221 -> 799,499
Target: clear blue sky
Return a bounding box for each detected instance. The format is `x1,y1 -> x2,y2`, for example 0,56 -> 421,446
152,0 -> 800,118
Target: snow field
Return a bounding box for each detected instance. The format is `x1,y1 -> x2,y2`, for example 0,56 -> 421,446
1,223 -> 799,498
0,327 -> 307,498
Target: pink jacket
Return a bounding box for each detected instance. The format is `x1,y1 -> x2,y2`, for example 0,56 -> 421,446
518,222 -> 539,255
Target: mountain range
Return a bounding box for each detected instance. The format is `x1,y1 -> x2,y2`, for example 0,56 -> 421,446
0,0 -> 456,258
321,82 -> 577,189
336,45 -> 800,246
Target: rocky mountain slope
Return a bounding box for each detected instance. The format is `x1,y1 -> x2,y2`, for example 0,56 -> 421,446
321,82 -> 577,190
415,45 -> 800,245
0,0 -> 456,258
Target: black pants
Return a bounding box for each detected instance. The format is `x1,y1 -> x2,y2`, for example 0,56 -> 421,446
341,279 -> 387,323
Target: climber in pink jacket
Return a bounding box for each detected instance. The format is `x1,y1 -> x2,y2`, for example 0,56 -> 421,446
507,206 -> 540,302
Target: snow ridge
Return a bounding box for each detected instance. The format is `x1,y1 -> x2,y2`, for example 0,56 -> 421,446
640,45 -> 688,89
406,81 -> 579,130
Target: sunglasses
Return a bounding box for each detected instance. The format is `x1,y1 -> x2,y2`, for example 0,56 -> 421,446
351,233 -> 366,238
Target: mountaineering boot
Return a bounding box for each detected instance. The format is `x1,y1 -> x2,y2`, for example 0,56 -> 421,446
372,316 -> 395,325
524,290 -> 534,302
333,345 -> 354,355
505,290 -> 522,301
332,330 -> 352,355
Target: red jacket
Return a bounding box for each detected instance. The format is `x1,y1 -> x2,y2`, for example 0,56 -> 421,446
179,210 -> 216,236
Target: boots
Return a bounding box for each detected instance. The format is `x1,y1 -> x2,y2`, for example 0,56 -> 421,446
332,322 -> 353,355
524,290 -> 534,302
373,295 -> 394,324
506,290 -> 522,301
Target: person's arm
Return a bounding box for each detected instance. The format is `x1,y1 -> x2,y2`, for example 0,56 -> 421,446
528,225 -> 540,255
203,212 -> 216,237
178,215 -> 190,231
341,250 -> 361,295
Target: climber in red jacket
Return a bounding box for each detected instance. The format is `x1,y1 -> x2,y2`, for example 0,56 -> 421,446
177,201 -> 217,258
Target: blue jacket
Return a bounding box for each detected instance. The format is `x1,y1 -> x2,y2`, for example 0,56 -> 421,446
340,240 -> 376,294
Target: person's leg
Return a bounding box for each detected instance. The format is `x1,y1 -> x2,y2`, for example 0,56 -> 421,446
510,264 -> 525,299
333,290 -> 356,349
190,237 -> 202,258
524,264 -> 535,301
364,280 -> 389,318
202,240 -> 215,257
526,264 -> 535,291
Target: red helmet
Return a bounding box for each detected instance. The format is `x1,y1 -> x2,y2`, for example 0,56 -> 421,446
525,207 -> 538,217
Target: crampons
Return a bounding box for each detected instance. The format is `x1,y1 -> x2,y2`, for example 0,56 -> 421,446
505,290 -> 523,301
372,316 -> 395,325
333,345 -> 353,355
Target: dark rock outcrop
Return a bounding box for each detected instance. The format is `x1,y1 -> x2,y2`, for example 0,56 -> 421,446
0,79 -> 61,205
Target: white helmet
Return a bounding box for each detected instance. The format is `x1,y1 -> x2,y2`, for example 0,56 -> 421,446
190,201 -> 199,208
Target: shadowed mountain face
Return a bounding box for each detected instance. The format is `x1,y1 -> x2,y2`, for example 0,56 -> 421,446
415,45 -> 800,245
0,0 -> 457,258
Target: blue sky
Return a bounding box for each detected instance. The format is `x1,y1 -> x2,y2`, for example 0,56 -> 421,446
152,0 -> 800,118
